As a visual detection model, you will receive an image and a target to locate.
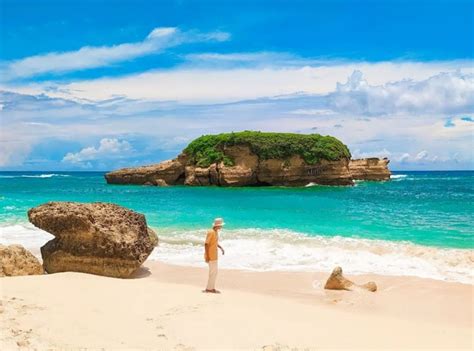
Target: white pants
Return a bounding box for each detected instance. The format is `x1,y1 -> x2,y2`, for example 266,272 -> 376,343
206,260 -> 218,290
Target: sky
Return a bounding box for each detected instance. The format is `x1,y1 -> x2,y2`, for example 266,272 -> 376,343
0,0 -> 473,171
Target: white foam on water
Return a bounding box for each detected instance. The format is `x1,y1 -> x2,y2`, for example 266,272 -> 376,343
0,223 -> 53,256
151,227 -> 473,284
390,174 -> 408,179
0,174 -> 70,179
2,223 -> 472,284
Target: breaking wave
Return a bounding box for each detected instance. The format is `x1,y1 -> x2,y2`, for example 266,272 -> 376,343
0,174 -> 71,179
2,223 -> 472,284
151,227 -> 473,284
390,174 -> 408,179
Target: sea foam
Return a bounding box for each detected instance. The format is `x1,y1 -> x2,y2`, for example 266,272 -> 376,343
0,174 -> 70,179
152,227 -> 474,284
390,174 -> 407,179
2,223 -> 472,284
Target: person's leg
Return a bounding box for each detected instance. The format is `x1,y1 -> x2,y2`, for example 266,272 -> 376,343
212,260 -> 219,291
206,260 -> 218,291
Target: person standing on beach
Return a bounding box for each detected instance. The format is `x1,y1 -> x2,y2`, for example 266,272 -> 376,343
204,218 -> 225,293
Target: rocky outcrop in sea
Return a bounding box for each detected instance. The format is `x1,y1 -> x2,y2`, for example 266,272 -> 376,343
349,158 -> 391,181
105,132 -> 391,187
28,202 -> 158,278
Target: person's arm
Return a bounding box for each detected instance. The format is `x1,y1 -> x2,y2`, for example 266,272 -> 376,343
205,243 -> 210,262
218,244 -> 225,255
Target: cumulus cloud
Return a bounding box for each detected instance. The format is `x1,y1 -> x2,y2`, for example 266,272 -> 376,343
328,70 -> 474,115
394,151 -> 445,165
1,27 -> 230,80
62,138 -> 132,164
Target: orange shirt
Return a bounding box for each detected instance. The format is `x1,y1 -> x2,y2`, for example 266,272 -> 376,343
205,229 -> 218,262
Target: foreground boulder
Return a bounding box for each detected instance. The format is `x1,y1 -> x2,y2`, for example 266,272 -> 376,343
0,244 -> 44,277
28,202 -> 158,278
324,266 -> 377,292
349,158 -> 391,181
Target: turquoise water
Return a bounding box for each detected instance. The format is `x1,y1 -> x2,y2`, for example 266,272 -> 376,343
0,171 -> 473,282
1,171 -> 472,248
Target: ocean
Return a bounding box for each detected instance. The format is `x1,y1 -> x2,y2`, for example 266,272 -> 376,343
0,171 -> 472,283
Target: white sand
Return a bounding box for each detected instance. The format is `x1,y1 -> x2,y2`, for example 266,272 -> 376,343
1,261 -> 472,350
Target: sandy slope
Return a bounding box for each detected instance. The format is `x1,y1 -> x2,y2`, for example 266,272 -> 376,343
1,261 -> 472,350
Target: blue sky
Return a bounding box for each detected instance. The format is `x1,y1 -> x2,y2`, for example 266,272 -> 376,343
1,0 -> 473,170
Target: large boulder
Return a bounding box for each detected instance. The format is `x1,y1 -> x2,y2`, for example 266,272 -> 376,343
0,244 -> 44,277
324,266 -> 377,292
349,158 -> 391,181
27,202 -> 158,278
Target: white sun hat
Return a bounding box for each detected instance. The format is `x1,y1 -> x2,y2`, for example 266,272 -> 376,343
213,218 -> 225,227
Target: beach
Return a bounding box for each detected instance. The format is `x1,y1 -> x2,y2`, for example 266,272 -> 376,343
2,0 -> 473,348
1,261 -> 472,350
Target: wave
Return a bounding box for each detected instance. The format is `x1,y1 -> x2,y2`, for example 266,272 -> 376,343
151,227 -> 473,284
2,223 -> 472,284
390,174 -> 408,179
0,223 -> 54,256
0,174 -> 71,179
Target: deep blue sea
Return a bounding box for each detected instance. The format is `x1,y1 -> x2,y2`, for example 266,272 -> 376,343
0,171 -> 472,283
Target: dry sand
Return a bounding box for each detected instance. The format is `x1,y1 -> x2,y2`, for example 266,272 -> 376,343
1,261 -> 473,350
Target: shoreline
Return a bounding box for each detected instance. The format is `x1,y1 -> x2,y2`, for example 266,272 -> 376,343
1,260 -> 472,350
2,222 -> 473,285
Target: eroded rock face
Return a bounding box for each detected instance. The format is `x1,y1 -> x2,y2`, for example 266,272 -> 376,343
105,154 -> 187,186
106,146 -> 355,187
324,266 -> 377,292
28,202 -> 158,278
258,157 -> 353,186
0,244 -> 44,277
349,158 -> 391,181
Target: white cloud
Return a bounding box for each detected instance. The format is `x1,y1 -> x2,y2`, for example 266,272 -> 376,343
1,60 -> 473,170
352,148 -> 391,159
398,153 -> 411,163
290,109 -> 335,116
0,139 -> 32,167
6,60 -> 472,104
328,70 -> 474,115
184,51 -> 308,67
1,27 -> 230,80
62,138 -> 132,164
147,27 -> 177,39
415,150 -> 429,161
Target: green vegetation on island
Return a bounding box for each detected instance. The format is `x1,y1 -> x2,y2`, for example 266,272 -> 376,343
184,131 -> 351,167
